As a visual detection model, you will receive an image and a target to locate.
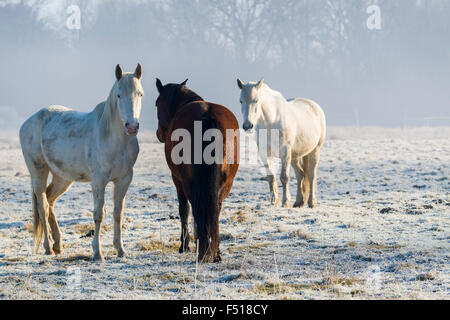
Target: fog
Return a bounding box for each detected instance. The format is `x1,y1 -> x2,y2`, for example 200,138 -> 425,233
1,0 -> 449,130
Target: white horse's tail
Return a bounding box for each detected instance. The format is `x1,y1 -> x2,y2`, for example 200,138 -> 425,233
32,189 -> 43,254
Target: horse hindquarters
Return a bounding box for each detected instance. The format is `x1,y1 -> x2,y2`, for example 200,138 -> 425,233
20,114 -> 53,255
191,116 -> 221,263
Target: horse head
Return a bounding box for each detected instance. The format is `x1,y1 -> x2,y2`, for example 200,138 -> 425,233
237,78 -> 264,132
155,78 -> 202,143
115,64 -> 144,136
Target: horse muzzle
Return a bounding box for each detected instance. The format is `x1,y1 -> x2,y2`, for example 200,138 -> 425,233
125,122 -> 139,136
243,121 -> 254,132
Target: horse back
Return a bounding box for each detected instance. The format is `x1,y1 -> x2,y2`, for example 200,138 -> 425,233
167,101 -> 239,158
285,98 -> 326,150
165,101 -> 239,196
20,106 -> 94,181
170,101 -> 238,129
289,98 -> 323,118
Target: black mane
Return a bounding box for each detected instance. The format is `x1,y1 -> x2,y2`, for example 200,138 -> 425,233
179,86 -> 204,105
164,84 -> 204,115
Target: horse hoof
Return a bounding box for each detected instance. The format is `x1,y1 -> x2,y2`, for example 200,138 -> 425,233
93,254 -> 105,262
282,201 -> 292,208
294,202 -> 305,208
53,246 -> 63,255
178,246 -> 190,254
270,195 -> 279,206
44,248 -> 55,255
308,200 -> 317,208
117,250 -> 126,258
214,255 -> 222,263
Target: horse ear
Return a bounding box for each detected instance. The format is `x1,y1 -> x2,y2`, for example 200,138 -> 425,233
180,79 -> 188,86
257,78 -> 264,89
134,63 -> 142,80
237,78 -> 244,90
156,78 -> 164,93
115,64 -> 123,81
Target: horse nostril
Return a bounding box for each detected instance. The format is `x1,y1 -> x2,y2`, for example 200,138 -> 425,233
243,122 -> 253,131
125,123 -> 130,128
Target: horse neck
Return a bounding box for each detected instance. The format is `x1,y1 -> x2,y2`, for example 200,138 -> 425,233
98,84 -> 126,143
258,86 -> 286,127
171,89 -> 203,116
177,90 -> 203,108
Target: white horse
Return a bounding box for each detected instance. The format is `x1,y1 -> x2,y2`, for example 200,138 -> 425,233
237,78 -> 326,208
20,64 -> 144,261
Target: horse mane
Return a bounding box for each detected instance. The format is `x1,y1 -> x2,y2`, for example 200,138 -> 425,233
165,84 -> 204,115
94,82 -> 119,139
262,83 -> 287,103
93,101 -> 107,121
180,87 -> 204,105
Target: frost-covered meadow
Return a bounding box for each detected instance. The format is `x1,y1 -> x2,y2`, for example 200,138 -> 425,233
0,127 -> 448,300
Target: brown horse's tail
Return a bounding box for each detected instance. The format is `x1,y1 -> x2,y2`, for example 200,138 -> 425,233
192,114 -> 221,263
32,189 -> 43,254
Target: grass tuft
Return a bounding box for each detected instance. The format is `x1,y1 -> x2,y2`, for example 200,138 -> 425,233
136,240 -> 179,253
288,228 -> 311,240
74,223 -> 112,236
230,209 -> 248,223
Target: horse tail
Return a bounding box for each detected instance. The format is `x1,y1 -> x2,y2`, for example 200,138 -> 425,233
192,114 -> 221,263
32,189 -> 43,254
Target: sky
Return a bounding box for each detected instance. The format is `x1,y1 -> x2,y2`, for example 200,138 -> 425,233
1,0 -> 449,130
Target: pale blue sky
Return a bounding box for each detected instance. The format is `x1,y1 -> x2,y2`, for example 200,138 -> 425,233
1,0 -> 449,129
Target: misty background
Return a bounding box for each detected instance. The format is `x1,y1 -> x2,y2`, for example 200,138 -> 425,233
0,0 -> 449,130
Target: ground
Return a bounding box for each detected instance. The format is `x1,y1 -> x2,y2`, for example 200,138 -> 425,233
0,127 -> 448,300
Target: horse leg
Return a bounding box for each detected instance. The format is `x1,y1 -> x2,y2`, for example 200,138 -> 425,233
113,172 -> 132,258
173,177 -> 190,253
214,181 -> 234,262
31,168 -> 54,255
302,155 -> 311,204
258,133 -> 279,206
280,146 -> 292,208
306,148 -> 320,208
46,175 -> 73,254
91,176 -> 107,261
260,153 -> 279,206
292,157 -> 306,207
213,202 -> 223,263
267,158 -> 279,206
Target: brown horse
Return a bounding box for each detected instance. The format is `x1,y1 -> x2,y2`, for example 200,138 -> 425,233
155,79 -> 239,263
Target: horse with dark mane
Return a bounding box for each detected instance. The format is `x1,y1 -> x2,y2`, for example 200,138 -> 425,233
155,79 -> 239,263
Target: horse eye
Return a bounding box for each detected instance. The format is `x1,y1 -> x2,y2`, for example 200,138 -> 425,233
117,94 -> 121,99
